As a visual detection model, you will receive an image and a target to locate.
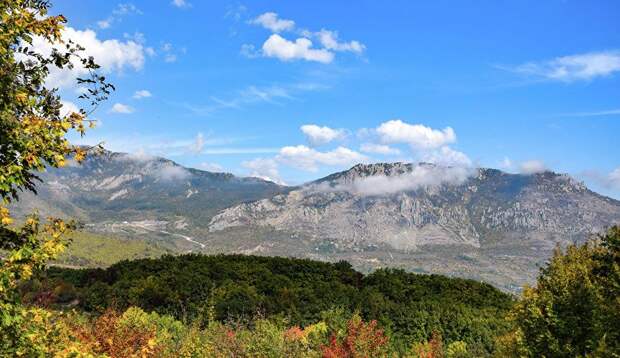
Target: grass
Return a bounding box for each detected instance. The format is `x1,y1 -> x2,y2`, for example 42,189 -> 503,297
54,231 -> 169,267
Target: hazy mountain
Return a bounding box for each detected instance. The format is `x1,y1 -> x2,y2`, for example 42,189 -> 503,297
12,154 -> 620,291
11,150 -> 288,251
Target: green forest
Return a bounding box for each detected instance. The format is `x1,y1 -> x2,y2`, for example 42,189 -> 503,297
26,254 -> 513,354
11,228 -> 620,357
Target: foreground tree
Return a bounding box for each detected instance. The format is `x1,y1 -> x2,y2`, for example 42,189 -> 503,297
0,0 -> 111,354
502,226 -> 620,357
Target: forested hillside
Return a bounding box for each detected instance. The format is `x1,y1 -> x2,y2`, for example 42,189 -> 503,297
19,227 -> 620,357
30,254 -> 513,354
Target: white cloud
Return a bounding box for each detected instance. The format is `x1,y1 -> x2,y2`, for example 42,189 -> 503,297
301,124 -> 346,146
164,54 -> 177,63
609,168 -> 620,189
359,143 -> 400,155
240,85 -> 292,103
97,3 -> 142,30
250,12 -> 295,33
110,103 -> 134,114
116,149 -> 155,162
499,157 -> 513,170
240,44 -> 260,58
376,120 -> 456,149
198,162 -> 224,172
330,165 -> 473,197
242,158 -> 285,185
114,3 -> 142,16
160,42 -> 182,63
558,109 -> 620,117
26,26 -> 145,90
181,82 -> 323,116
188,132 -> 205,153
157,164 -> 191,181
422,146 -> 472,167
246,12 -> 365,64
225,4 -> 247,22
315,29 -> 365,54
277,145 -> 367,172
584,167 -> 620,190
262,34 -> 334,63
97,20 -> 111,29
511,51 -> 620,82
519,160 -> 547,174
60,101 -> 80,117
171,0 -> 190,8
133,89 -> 152,99
124,31 -> 146,44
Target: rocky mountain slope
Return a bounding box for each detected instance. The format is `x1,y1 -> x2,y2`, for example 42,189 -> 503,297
209,162 -> 620,290
210,163 -> 618,247
12,155 -> 620,291
11,150 -> 288,251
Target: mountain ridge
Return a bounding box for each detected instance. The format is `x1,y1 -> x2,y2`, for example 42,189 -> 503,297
12,150 -> 620,291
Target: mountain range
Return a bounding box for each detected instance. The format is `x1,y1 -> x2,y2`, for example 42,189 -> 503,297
12,150 -> 620,291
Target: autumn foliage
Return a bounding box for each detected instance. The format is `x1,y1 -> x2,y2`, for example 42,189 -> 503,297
321,317 -> 389,358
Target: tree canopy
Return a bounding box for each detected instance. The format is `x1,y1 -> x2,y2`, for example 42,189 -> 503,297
501,226 -> 620,357
0,0 -> 111,354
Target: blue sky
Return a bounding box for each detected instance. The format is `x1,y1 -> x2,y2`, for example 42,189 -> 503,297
47,0 -> 620,197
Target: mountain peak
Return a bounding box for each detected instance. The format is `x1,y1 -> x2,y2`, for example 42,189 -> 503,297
317,162 -> 441,184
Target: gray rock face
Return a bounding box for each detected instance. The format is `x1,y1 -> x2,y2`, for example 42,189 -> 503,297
209,163 -> 620,252
12,150 -> 288,228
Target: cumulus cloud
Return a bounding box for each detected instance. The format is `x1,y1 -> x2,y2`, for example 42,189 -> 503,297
242,158 -> 285,185
262,34 -> 334,63
315,29 -> 365,53
421,146 -> 472,167
509,51 -> 620,82
301,124 -> 346,146
245,12 -> 365,64
376,120 -> 456,149
277,145 -> 367,172
133,89 -> 152,99
250,12 -> 295,33
519,160 -> 547,174
359,143 -> 401,155
110,103 -> 134,114
25,26 -> 145,90
316,165 -> 473,197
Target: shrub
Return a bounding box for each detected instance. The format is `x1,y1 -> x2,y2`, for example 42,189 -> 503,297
321,314 -> 389,358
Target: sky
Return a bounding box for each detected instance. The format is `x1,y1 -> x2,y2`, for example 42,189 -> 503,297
43,0 -> 620,198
